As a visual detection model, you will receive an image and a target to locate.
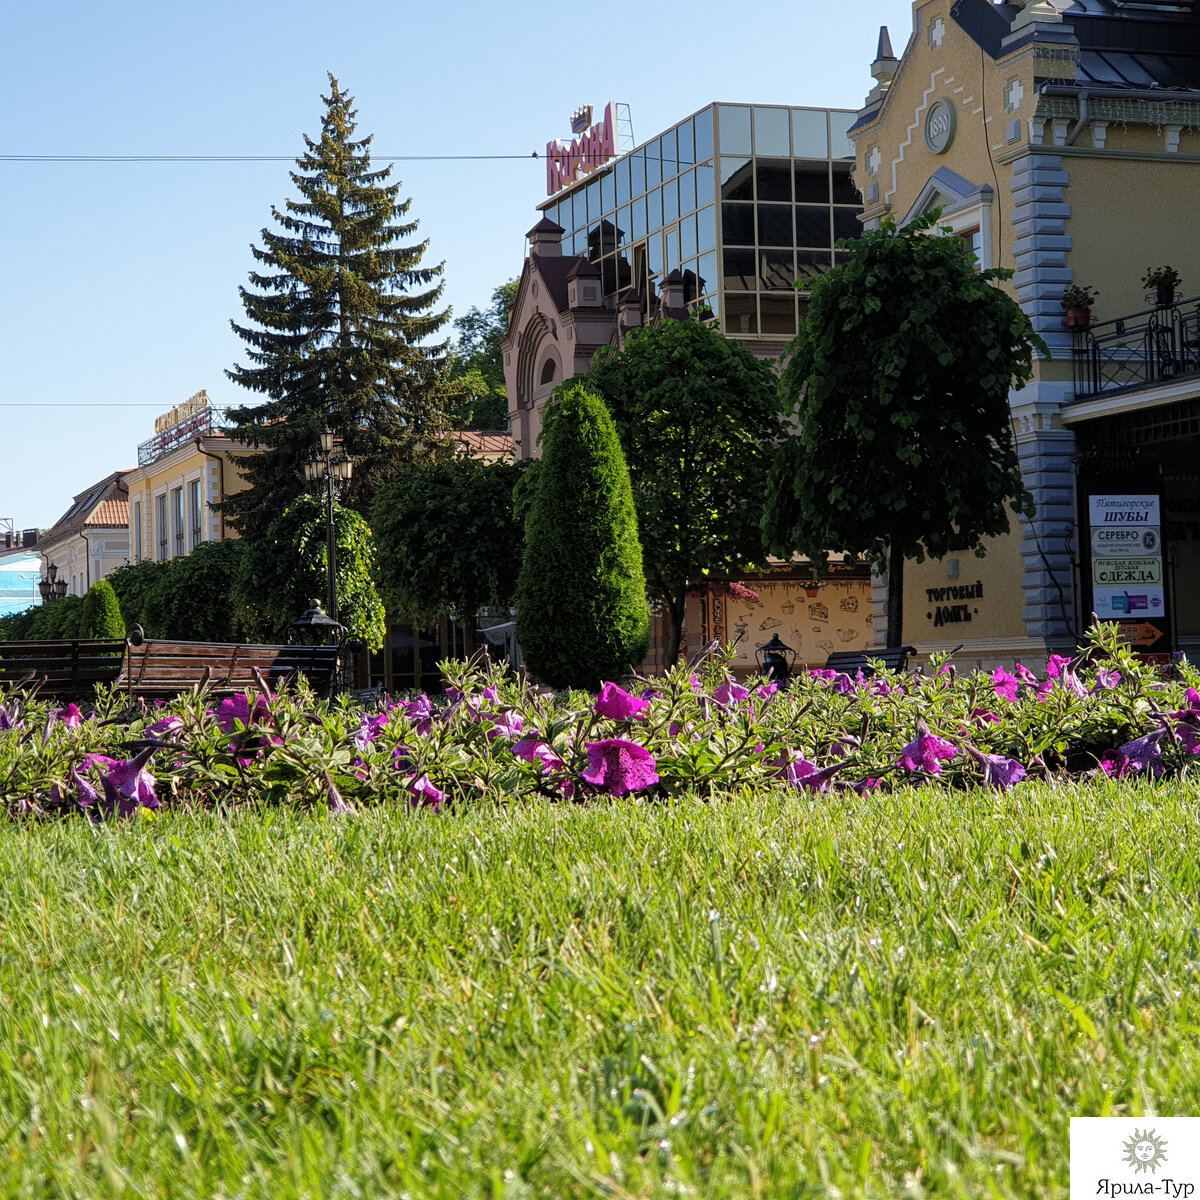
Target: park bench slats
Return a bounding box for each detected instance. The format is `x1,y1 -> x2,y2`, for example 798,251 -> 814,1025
824,645 -> 916,676
0,639 -> 125,697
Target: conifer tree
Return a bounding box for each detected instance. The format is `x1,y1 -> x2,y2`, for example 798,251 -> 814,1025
223,74 -> 451,540
516,383 -> 649,691
78,580 -> 126,642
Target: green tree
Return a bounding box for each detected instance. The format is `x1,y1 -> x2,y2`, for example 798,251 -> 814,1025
223,74 -> 451,541
108,559 -> 169,637
78,580 -> 126,641
372,455 -> 525,623
584,317 -> 781,666
516,383 -> 649,690
235,495 -> 385,651
446,280 -> 517,430
762,211 -> 1041,646
27,595 -> 84,641
144,541 -> 247,643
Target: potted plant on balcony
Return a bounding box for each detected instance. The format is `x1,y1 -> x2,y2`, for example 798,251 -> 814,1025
1143,265 -> 1182,309
1061,283 -> 1099,329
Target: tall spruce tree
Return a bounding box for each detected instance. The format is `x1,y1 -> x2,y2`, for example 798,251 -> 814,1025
223,74 -> 451,540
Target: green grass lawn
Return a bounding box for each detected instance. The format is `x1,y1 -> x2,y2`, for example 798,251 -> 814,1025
1,782 -> 1197,1198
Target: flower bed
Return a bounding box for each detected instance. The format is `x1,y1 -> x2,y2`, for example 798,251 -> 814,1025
3,623 -> 1197,821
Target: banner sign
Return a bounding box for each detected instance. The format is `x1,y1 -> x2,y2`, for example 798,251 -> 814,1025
1081,482 -> 1170,654
546,102 -> 618,196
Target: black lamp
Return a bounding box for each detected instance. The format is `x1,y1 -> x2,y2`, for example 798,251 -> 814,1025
756,633 -> 795,684
291,598 -> 345,644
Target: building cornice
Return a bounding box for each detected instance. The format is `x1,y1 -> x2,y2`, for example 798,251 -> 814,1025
1062,374 -> 1200,425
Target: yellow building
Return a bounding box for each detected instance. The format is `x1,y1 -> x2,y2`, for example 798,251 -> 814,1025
850,0 -> 1200,667
123,390 -> 261,563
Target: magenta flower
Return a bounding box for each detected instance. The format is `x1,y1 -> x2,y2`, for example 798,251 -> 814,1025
966,745 -> 1026,791
594,682 -> 649,721
486,711 -> 524,740
1091,669 -> 1121,691
394,695 -> 434,736
1013,663 -> 1038,686
215,694 -> 270,734
51,766 -> 102,812
512,739 -> 564,773
1175,724 -> 1200,755
775,752 -> 840,792
353,713 -> 389,754
756,682 -> 779,699
146,714 -> 183,740
98,748 -> 160,818
1037,667 -> 1087,700
898,733 -> 959,775
992,667 -> 1020,703
970,708 -> 1001,725
407,773 -> 443,810
712,680 -> 751,709
581,739 -> 659,797
54,703 -> 83,729
1101,730 -> 1165,779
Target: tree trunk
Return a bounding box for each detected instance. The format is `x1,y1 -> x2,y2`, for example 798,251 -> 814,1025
886,543 -> 904,648
663,588 -> 687,671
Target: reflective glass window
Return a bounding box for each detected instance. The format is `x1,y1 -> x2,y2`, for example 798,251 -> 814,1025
723,248 -> 756,290
678,169 -> 696,215
717,105 -> 751,155
796,250 -> 833,280
680,211 -> 698,260
760,294 -> 796,336
665,226 -> 680,273
585,180 -> 600,222
662,178 -> 678,226
795,205 -> 831,247
703,293 -> 719,319
722,203 -> 755,246
830,110 -> 857,158
832,164 -> 859,206
616,156 -> 631,207
648,232 -> 664,277
618,205 -> 632,246
794,163 -> 831,204
754,107 -> 790,156
695,162 -> 715,207
682,261 -> 701,304
696,205 -> 716,254
631,149 -> 645,195
792,108 -> 830,158
756,159 -> 792,202
724,292 -> 758,333
646,187 -> 662,232
677,118 -> 694,170
661,128 -> 678,178
720,157 -> 753,201
599,172 -> 613,215
833,209 -> 861,242
571,190 -> 585,231
757,205 -> 793,247
645,139 -> 662,189
632,195 -> 647,241
601,255 -> 620,298
696,251 -> 717,297
694,108 -> 714,162
760,250 -> 795,290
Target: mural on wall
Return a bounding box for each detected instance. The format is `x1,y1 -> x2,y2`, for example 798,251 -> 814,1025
702,576 -> 874,668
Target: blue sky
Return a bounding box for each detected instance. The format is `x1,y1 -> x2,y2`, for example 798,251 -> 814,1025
2,0 -> 907,530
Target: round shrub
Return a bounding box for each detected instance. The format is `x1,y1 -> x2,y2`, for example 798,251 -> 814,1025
78,579 -> 126,641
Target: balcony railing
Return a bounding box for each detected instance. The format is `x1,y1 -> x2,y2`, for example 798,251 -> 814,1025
1073,296 -> 1200,402
137,405 -> 228,467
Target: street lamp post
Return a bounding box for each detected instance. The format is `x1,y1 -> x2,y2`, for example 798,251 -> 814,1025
301,428 -> 353,624
38,562 -> 68,604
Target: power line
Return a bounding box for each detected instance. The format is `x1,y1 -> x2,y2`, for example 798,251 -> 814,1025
0,152 -> 541,162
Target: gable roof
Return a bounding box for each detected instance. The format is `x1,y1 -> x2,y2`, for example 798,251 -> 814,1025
42,471 -> 130,546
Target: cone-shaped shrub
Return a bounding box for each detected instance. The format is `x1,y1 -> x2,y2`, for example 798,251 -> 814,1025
78,580 -> 126,641
516,383 -> 649,690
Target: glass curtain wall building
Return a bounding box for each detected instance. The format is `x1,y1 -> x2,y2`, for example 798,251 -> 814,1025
539,103 -> 859,339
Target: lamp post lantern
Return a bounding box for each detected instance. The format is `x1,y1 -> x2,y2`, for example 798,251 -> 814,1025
39,562 -> 67,604
756,633 -> 795,685
301,427 -> 353,624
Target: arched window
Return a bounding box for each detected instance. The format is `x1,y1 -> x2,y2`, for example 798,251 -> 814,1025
539,358 -> 557,386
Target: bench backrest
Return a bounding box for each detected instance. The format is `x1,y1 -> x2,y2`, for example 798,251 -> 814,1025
824,645 -> 917,675
0,639 -> 126,694
121,638 -> 341,697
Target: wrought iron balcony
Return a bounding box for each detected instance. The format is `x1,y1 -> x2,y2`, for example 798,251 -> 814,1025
136,404 -> 229,467
1072,296 -> 1200,402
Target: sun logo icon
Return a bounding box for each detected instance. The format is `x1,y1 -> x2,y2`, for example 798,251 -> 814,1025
1122,1128 -> 1168,1174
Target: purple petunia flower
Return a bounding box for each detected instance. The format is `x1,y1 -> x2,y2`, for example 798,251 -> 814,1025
98,748 -> 160,818
485,711 -> 524,740
580,739 -> 659,797
51,766 -> 103,812
756,682 -> 779,700
215,694 -> 270,735
1101,730 -> 1165,779
0,704 -> 20,731
145,714 -> 183,741
353,713 -> 389,754
512,738 -> 565,773
712,679 -> 751,709
1091,669 -> 1121,692
594,682 -> 649,721
992,667 -> 1020,703
394,695 -> 434,736
966,745 -> 1026,791
1013,663 -> 1038,686
775,751 -> 840,792
1037,665 -> 1087,701
407,773 -> 444,810
970,708 -> 1001,725
54,703 -> 83,730
898,733 -> 959,775
1045,654 -> 1073,679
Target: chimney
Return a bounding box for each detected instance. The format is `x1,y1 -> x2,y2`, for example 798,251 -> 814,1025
867,26 -> 899,103
1003,0 -> 1065,48
526,216 -> 565,257
567,257 -> 602,309
618,289 -> 643,332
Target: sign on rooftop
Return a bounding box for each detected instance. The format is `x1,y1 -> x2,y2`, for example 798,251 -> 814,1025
546,102 -> 618,197
139,389 -> 224,467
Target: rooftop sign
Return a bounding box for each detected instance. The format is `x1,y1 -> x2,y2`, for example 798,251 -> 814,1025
139,389 -> 225,467
546,102 -> 617,196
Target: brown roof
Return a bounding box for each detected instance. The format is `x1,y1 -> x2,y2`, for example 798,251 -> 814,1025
85,499 -> 130,528
454,430 -> 514,460
532,255 -> 582,314
42,470 -> 131,546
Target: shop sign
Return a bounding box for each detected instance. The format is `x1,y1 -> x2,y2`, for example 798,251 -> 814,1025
1092,557 -> 1162,586
1090,525 -> 1160,557
546,102 -> 617,196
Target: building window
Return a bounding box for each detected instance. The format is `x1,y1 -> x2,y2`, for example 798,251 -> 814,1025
156,494 -> 168,561
133,501 -> 142,563
172,487 -> 184,557
188,479 -> 203,549
961,227 -> 983,270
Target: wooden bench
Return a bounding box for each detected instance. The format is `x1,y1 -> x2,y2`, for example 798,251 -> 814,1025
117,631 -> 342,699
0,638 -> 125,698
824,645 -> 917,676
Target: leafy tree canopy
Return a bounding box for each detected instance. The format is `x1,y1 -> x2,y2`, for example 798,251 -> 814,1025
235,495 -> 386,651
516,383 -> 649,691
78,580 -> 126,641
584,317 -> 782,665
223,73 -> 452,541
372,455 -> 525,624
762,211 -> 1042,644
446,280 -> 517,431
